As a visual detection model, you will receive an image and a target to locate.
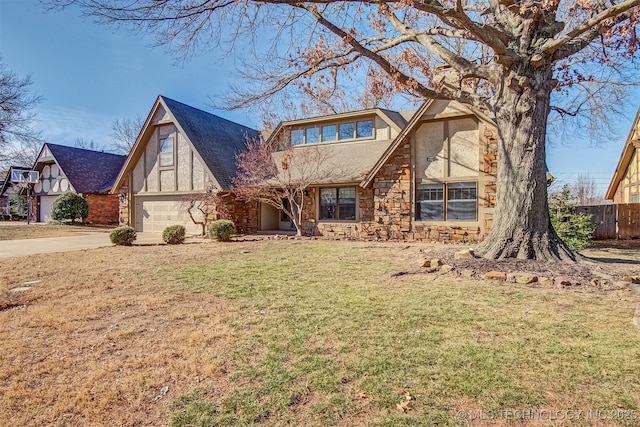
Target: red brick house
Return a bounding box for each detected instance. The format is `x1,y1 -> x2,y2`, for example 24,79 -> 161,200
32,144 -> 126,224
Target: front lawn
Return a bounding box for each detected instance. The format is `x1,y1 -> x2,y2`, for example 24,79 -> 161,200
0,240 -> 638,426
0,223 -> 110,240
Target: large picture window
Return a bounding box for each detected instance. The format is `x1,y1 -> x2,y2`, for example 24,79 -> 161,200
416,181 -> 477,221
320,187 -> 356,220
159,137 -> 174,167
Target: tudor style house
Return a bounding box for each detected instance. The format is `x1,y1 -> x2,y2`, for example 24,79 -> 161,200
261,99 -> 498,241
607,108 -> 640,204
32,144 -> 126,224
112,96 -> 260,234
114,96 -> 498,242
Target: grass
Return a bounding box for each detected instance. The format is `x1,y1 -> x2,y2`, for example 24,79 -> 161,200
0,240 -> 638,426
0,222 -> 110,240
163,241 -> 640,426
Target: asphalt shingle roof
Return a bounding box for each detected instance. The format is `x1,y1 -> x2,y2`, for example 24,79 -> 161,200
161,96 -> 260,189
271,139 -> 395,185
44,144 -> 127,194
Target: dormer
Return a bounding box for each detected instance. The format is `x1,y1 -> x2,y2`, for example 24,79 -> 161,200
267,109 -> 408,150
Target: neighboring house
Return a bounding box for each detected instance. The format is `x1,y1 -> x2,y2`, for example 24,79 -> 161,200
0,166 -> 30,219
32,144 -> 126,224
261,99 -> 498,241
112,95 -> 261,234
606,109 -> 640,204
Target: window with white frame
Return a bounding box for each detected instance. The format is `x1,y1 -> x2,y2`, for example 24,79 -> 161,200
416,181 -> 477,221
159,137 -> 174,167
319,187 -> 356,220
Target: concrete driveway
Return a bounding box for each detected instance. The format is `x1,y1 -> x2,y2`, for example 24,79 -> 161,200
0,232 -> 164,258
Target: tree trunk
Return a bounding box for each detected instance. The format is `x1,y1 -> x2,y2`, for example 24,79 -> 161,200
474,66 -> 575,261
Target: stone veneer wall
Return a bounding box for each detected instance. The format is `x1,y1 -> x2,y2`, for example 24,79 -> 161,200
118,184 -> 129,226
290,122 -> 498,242
310,187 -> 375,238
222,194 -> 259,234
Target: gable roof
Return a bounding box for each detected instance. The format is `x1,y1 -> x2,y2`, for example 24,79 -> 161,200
0,165 -> 30,196
605,108 -> 640,200
113,96 -> 260,192
360,99 -> 496,187
36,144 -> 127,194
162,97 -> 261,189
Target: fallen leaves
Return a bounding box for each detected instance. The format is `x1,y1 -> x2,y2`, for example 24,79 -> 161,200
396,391 -> 414,413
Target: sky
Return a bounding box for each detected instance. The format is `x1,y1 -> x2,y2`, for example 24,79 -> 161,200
0,0 -> 638,195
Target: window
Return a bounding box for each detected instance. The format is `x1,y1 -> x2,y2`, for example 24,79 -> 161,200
447,182 -> 477,220
322,124 -> 337,142
357,120 -> 374,138
416,181 -> 477,221
416,184 -> 444,220
290,119 -> 375,145
291,129 -> 304,145
320,187 -> 357,220
159,137 -> 174,167
338,122 -> 355,140
632,193 -> 639,203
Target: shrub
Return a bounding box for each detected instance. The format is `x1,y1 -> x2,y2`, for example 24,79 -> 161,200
208,220 -> 236,242
163,225 -> 186,244
110,226 -> 137,246
549,186 -> 597,250
51,192 -> 89,224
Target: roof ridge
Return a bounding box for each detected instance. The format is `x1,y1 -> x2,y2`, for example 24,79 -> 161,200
160,95 -> 258,132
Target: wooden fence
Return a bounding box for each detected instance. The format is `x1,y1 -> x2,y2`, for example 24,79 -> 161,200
576,203 -> 640,240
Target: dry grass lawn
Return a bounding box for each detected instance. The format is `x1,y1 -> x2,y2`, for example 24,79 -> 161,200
0,223 -> 111,241
0,240 -> 639,426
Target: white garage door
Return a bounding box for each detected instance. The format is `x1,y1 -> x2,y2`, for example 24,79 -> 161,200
39,195 -> 58,223
134,196 -> 202,234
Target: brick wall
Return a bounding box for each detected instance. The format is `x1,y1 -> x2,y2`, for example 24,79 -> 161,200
85,193 -> 120,225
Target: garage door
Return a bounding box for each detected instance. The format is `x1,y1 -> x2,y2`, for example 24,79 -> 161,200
134,196 -> 202,234
39,195 -> 58,223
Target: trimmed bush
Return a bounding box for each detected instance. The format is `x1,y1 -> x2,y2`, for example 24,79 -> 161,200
110,226 -> 137,246
163,225 -> 186,244
51,192 -> 89,224
208,220 -> 236,242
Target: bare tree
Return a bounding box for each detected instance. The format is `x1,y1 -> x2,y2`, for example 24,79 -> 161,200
0,57 -> 43,168
46,0 -> 640,260
181,189 -> 233,235
233,138 -> 336,236
73,137 -> 100,151
571,174 -> 606,206
0,139 -> 41,169
109,116 -> 143,154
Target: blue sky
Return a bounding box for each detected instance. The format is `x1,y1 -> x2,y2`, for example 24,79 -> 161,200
0,0 -> 637,195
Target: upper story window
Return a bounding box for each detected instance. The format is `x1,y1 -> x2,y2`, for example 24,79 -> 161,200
159,136 -> 174,167
290,119 -> 375,145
